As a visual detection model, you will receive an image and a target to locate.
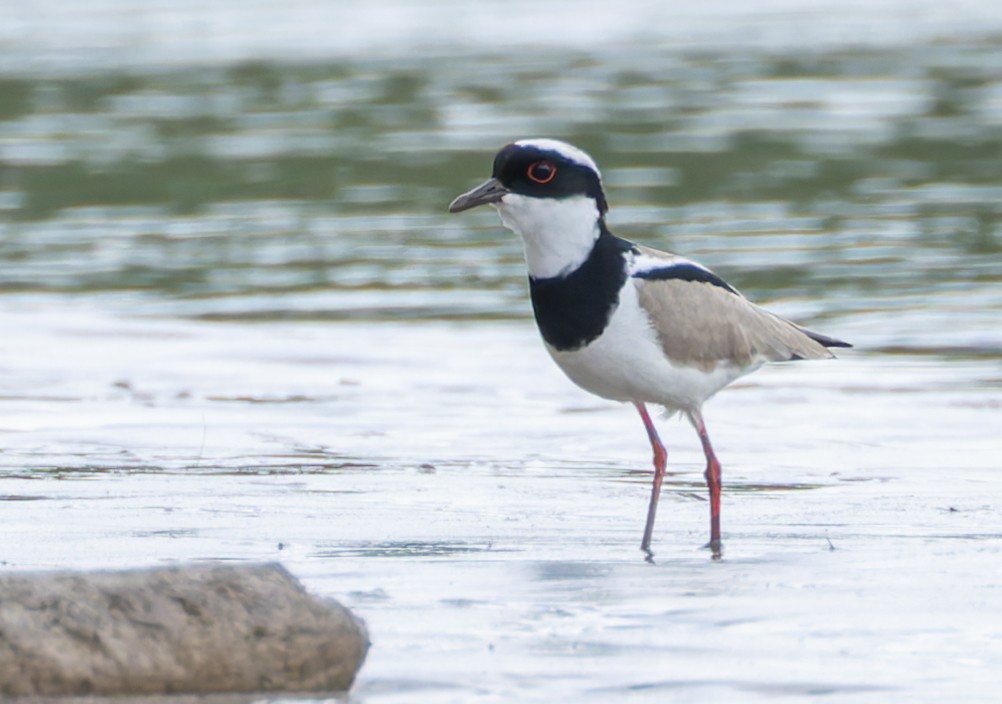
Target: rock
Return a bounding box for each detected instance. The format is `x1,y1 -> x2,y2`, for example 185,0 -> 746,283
0,562 -> 368,697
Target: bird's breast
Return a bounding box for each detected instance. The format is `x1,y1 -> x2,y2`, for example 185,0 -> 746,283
545,280 -> 751,411
527,230 -> 632,351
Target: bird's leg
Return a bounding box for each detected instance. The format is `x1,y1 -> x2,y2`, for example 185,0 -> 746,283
687,409 -> 722,559
635,402 -> 667,557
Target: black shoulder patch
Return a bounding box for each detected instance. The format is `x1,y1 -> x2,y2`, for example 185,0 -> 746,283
633,262 -> 739,295
528,230 -> 632,351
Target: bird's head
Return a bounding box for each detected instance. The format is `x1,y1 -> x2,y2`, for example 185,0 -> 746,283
449,139 -> 609,277
449,138 -> 607,216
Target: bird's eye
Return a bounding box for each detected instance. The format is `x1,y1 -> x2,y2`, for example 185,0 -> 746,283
527,160 -> 557,184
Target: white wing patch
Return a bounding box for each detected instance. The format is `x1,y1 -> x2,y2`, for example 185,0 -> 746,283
626,246 -> 742,297
629,251 -> 700,277
627,249 -> 720,277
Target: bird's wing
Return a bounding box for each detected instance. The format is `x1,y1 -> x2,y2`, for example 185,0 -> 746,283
628,245 -> 838,371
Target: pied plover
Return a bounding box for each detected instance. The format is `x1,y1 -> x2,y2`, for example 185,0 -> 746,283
449,138 -> 850,558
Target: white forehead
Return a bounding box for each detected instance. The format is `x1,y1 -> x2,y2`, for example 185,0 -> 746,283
514,138 -> 601,174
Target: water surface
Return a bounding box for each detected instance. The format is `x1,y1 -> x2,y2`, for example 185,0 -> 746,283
1,3 -> 1001,702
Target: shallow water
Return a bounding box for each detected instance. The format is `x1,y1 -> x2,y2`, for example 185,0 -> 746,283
2,2 -> 1002,702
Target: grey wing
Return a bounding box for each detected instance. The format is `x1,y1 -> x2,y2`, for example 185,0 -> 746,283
633,275 -> 838,372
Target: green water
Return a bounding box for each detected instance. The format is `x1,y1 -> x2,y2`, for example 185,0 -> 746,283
2,45 -> 1000,345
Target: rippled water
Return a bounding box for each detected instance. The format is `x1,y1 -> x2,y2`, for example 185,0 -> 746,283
2,3 -> 1001,702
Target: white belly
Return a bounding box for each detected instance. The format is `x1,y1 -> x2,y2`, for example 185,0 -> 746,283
545,281 -> 754,412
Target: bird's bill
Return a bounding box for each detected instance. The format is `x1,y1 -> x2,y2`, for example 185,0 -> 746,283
448,178 -> 510,213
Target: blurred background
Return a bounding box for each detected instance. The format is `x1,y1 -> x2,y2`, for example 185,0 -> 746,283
1,2 -> 1001,702
2,0 -> 1000,332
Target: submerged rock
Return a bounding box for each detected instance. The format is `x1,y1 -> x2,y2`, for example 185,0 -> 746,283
0,562 -> 368,697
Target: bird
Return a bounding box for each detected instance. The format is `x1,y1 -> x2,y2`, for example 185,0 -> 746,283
448,138 -> 850,559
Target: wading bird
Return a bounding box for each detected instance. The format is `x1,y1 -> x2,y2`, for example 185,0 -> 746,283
449,139 -> 849,558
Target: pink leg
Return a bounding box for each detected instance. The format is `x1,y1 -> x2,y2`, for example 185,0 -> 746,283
635,402 -> 667,556
687,409 -> 722,558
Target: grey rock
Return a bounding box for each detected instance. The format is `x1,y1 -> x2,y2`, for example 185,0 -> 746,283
0,562 -> 368,697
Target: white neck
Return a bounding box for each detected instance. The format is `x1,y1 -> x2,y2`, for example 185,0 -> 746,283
495,194 -> 602,279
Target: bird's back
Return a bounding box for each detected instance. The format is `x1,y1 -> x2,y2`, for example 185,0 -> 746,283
629,244 -> 847,373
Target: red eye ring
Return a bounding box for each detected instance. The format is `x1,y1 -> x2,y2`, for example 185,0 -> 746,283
527,160 -> 557,184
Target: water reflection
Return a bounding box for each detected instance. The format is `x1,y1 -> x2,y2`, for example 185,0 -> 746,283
0,43 -> 999,361
314,540 -> 499,559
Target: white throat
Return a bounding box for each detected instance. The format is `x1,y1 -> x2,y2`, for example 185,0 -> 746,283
495,194 -> 602,279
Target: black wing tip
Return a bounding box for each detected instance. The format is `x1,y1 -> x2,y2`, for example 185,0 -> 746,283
802,328 -> 853,349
